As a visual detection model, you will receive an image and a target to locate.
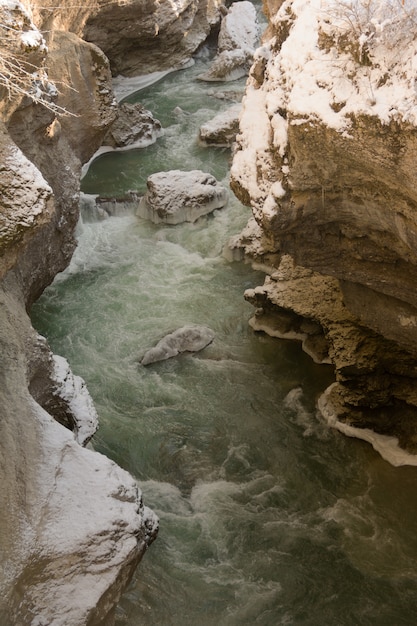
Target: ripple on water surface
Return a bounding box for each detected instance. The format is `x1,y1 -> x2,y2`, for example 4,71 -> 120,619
31,53 -> 417,626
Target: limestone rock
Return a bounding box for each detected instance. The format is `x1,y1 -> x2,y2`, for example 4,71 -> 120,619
138,169 -> 228,224
141,325 -> 215,365
83,0 -> 227,76
103,102 -> 162,148
0,2 -> 159,622
0,284 -> 159,625
199,103 -> 241,146
198,1 -> 259,82
6,29 -> 117,305
230,0 -> 417,453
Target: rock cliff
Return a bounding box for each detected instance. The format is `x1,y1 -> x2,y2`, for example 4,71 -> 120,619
0,0 -> 227,622
231,0 -> 417,460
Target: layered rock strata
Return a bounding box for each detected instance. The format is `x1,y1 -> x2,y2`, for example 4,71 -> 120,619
231,0 -> 417,457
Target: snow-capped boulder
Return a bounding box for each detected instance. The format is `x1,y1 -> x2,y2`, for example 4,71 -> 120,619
141,325 -> 215,365
199,103 -> 242,146
198,2 -> 259,82
137,169 -> 228,224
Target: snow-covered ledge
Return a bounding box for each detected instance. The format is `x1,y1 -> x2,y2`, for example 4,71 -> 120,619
0,283 -> 158,623
9,398 -> 158,625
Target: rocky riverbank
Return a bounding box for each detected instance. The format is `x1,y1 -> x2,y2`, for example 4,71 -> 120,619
0,0 -> 232,623
231,0 -> 417,458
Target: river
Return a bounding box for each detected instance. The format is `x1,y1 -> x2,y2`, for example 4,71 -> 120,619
31,34 -> 417,626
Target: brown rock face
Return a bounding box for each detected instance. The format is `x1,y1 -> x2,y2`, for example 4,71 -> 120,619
231,1 -> 417,452
5,30 -> 116,305
104,102 -> 162,148
83,0 -> 225,76
0,1 -> 160,623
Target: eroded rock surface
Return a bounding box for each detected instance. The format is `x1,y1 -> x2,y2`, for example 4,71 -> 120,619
138,169 -> 228,224
199,102 -> 241,146
0,1 -> 159,622
103,101 -> 162,148
83,0 -> 227,76
230,0 -> 417,454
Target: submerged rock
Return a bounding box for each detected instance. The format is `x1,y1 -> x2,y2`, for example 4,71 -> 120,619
198,1 -> 259,82
141,325 -> 215,365
137,169 -> 228,224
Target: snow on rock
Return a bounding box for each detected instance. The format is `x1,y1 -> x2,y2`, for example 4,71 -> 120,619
199,102 -> 242,146
137,169 -> 228,225
198,1 -> 259,81
141,325 -> 215,365
51,354 -> 98,446
232,0 -> 417,216
0,0 -> 49,116
260,0 -> 417,132
103,101 -> 163,149
230,0 -> 417,456
0,134 -> 53,271
11,399 -> 159,625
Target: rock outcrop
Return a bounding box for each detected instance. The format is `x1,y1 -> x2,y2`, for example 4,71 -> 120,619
138,169 -> 228,224
198,1 -> 259,81
103,101 -> 162,148
199,102 -> 241,146
83,0 -> 227,76
0,0 -> 163,623
231,0 -> 417,457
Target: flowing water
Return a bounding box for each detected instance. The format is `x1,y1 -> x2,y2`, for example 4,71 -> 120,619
31,47 -> 417,626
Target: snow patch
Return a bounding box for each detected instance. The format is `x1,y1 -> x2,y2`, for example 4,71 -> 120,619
52,355 -> 98,446
268,0 -> 417,130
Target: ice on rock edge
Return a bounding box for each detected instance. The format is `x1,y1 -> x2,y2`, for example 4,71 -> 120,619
137,170 -> 228,225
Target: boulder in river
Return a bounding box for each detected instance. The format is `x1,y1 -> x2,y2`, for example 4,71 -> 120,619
199,103 -> 242,147
137,169 -> 228,224
141,325 -> 215,365
103,102 -> 162,149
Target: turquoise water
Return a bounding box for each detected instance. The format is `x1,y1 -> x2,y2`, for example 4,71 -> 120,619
32,53 -> 417,626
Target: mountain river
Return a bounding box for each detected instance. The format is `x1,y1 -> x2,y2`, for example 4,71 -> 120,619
31,42 -> 417,626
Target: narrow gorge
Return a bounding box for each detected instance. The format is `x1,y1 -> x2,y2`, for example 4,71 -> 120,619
2,1 -> 417,625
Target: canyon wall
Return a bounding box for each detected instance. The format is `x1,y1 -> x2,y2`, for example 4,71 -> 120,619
231,0 -> 417,458
0,0 -> 227,623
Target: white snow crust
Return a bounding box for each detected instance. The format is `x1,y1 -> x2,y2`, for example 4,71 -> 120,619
52,354 -> 99,446
271,0 -> 417,130
25,398 -> 158,625
232,0 -> 417,206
